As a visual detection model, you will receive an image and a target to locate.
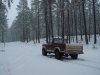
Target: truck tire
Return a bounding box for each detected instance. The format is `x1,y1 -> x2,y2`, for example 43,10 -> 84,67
65,54 -> 68,57
70,54 -> 78,59
42,48 -> 47,56
55,50 -> 62,60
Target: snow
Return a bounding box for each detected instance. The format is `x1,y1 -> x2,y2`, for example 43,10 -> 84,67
0,37 -> 100,75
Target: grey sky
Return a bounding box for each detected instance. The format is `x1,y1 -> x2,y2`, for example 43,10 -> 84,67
7,0 -> 31,28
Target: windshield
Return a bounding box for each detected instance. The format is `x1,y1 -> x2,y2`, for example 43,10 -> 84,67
54,38 -> 67,44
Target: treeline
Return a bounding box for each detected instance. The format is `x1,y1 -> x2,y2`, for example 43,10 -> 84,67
9,0 -> 100,44
0,0 -> 13,43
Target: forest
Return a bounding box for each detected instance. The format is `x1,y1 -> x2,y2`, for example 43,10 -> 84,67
0,1 -> 100,75
0,0 -> 100,44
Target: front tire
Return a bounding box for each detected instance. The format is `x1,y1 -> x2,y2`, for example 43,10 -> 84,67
70,54 -> 78,59
42,48 -> 47,56
55,50 -> 62,60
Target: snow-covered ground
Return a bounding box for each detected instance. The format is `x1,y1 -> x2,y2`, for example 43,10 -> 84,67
0,37 -> 100,75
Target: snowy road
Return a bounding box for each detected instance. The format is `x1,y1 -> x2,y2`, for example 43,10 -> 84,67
0,42 -> 100,75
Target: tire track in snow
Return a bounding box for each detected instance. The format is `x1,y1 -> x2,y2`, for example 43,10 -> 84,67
0,47 -> 12,75
46,55 -> 100,70
63,58 -> 100,70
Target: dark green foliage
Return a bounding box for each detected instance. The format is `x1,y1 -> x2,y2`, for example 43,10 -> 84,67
10,0 -> 32,42
0,3 -> 8,42
9,0 -> 100,44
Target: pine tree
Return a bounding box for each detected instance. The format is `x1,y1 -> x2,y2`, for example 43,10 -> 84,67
31,0 -> 41,43
92,0 -> 97,44
16,0 -> 31,42
0,3 -> 8,43
82,0 -> 88,44
0,0 -> 13,7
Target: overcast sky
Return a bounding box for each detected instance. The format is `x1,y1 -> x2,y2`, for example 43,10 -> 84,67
7,0 -> 31,28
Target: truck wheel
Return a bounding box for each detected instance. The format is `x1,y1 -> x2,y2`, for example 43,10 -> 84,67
65,54 -> 68,57
70,54 -> 78,59
55,50 -> 62,60
42,48 -> 47,56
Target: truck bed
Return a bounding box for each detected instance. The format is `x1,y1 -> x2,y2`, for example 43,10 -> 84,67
65,44 -> 83,54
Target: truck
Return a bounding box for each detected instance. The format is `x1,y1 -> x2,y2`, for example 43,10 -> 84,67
42,38 -> 83,60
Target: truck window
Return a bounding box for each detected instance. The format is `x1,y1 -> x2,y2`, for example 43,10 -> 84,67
48,39 -> 52,45
54,38 -> 62,44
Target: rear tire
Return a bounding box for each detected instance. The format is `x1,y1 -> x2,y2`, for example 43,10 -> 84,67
55,50 -> 62,60
42,48 -> 47,56
70,54 -> 78,59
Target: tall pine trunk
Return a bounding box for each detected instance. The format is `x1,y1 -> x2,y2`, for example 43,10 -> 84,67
37,1 -> 40,43
93,0 -> 97,44
74,9 -> 78,43
57,4 -> 60,38
61,0 -> 65,43
44,0 -> 48,43
48,0 -> 54,39
1,31 -> 4,43
82,0 -> 88,44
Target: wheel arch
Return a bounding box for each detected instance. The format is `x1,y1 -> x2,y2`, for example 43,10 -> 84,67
42,46 -> 46,50
54,47 -> 60,52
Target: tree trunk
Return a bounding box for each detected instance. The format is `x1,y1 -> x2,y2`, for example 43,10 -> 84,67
57,4 -> 60,38
61,0 -> 65,43
37,1 -> 40,43
93,0 -> 97,44
74,9 -> 78,43
67,3 -> 70,44
48,0 -> 54,39
1,31 -> 4,43
82,0 -> 88,44
22,27 -> 25,42
79,3 -> 83,41
44,0 -> 48,43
